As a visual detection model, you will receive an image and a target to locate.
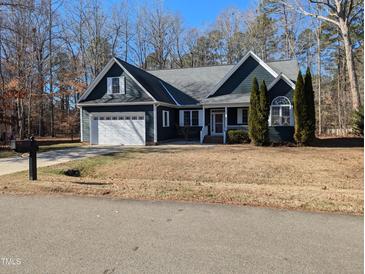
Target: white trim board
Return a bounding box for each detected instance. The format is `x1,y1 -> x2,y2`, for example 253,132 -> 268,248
113,58 -> 156,102
267,73 -> 296,90
160,81 -> 181,106
78,58 -> 115,102
206,51 -> 279,98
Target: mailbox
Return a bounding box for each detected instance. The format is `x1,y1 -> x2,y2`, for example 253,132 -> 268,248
10,139 -> 38,153
10,136 -> 39,181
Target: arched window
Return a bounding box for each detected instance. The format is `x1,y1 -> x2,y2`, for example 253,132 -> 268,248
270,96 -> 292,126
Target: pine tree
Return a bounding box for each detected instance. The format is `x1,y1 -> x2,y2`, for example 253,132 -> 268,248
257,80 -> 270,145
302,68 -> 316,143
294,71 -> 305,144
249,77 -> 260,144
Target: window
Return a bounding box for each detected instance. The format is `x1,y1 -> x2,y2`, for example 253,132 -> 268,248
270,96 -> 292,126
191,111 -> 199,126
237,108 -> 248,125
182,110 -> 200,127
183,111 -> 191,126
162,110 -> 170,127
107,76 -> 125,94
112,78 -> 120,94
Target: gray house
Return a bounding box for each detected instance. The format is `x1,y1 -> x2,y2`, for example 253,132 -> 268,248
78,51 -> 298,145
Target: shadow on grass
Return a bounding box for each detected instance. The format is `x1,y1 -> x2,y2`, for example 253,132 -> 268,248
72,181 -> 111,186
311,137 -> 364,148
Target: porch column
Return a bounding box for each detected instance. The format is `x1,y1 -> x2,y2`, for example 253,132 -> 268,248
153,104 -> 157,144
200,106 -> 206,144
202,106 -> 205,128
224,106 -> 228,144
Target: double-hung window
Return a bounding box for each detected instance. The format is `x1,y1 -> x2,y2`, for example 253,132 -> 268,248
162,110 -> 170,127
182,110 -> 199,126
107,76 -> 125,94
237,108 -> 248,125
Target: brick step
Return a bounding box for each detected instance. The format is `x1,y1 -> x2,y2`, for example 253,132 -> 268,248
203,135 -> 223,144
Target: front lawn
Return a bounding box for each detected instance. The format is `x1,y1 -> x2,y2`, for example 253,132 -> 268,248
0,145 -> 363,215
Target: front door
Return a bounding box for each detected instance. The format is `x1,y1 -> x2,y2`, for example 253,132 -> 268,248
211,112 -> 224,135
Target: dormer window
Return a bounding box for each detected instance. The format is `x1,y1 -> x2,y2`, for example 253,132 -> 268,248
107,76 -> 125,95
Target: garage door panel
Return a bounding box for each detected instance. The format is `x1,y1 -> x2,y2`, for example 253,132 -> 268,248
91,113 -> 145,145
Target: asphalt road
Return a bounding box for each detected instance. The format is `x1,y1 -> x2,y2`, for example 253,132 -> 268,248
0,196 -> 363,274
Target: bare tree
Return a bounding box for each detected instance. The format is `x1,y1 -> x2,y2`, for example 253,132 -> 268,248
281,0 -> 362,110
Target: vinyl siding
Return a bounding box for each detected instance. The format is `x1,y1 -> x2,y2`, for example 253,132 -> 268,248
157,106 -> 179,141
269,126 -> 294,143
211,56 -> 275,97
82,63 -> 153,103
268,78 -> 294,103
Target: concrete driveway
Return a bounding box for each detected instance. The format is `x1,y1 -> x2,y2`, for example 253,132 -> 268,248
0,196 -> 362,273
0,146 -> 123,176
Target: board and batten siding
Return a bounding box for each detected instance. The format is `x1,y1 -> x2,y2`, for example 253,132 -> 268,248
81,105 -> 155,144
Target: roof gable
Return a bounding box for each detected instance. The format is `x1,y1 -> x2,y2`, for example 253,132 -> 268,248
78,58 -> 156,104
207,51 -> 279,98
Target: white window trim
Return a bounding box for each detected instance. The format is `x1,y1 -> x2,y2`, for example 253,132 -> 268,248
107,76 -> 125,95
269,96 -> 293,127
237,108 -> 249,125
162,110 -> 170,127
181,110 -> 200,127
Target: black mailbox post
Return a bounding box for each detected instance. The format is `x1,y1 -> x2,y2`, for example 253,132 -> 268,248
10,136 -> 39,181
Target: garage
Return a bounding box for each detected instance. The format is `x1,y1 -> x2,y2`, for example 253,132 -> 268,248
90,112 -> 145,145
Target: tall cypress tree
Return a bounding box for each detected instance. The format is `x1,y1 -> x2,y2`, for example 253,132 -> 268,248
249,77 -> 260,144
303,68 -> 316,143
293,71 -> 305,144
257,80 -> 270,145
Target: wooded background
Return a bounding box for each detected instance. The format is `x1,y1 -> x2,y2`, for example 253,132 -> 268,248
0,0 -> 363,142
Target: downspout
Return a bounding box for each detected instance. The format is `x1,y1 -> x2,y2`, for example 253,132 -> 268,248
79,106 -> 83,142
224,106 -> 228,144
153,103 -> 158,144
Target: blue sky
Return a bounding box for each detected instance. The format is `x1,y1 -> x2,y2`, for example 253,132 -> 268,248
163,0 -> 255,27
106,0 -> 257,28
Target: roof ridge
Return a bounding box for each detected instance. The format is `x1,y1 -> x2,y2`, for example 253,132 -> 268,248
267,59 -> 298,63
147,64 -> 234,72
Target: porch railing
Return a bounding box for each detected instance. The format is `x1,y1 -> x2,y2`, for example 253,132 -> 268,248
200,126 -> 208,144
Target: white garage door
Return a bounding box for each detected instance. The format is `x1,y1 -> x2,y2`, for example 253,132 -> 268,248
90,112 -> 145,145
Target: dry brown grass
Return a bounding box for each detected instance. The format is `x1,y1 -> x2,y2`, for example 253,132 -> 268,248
0,145 -> 363,215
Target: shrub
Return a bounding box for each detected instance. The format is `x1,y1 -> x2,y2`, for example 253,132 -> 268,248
352,108 -> 364,136
293,71 -> 305,144
227,129 -> 250,144
303,68 -> 316,144
248,77 -> 260,143
257,80 -> 270,145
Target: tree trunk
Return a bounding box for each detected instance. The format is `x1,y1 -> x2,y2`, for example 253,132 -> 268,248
339,20 -> 361,110
337,49 -> 342,130
49,0 -> 54,137
316,23 -> 322,135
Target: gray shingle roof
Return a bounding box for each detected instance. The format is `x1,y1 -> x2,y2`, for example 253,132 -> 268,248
267,60 -> 299,82
201,93 -> 250,105
148,60 -> 298,104
149,65 -> 233,102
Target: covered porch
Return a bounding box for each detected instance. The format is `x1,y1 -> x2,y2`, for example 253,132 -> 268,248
200,105 -> 249,144
200,93 -> 250,144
